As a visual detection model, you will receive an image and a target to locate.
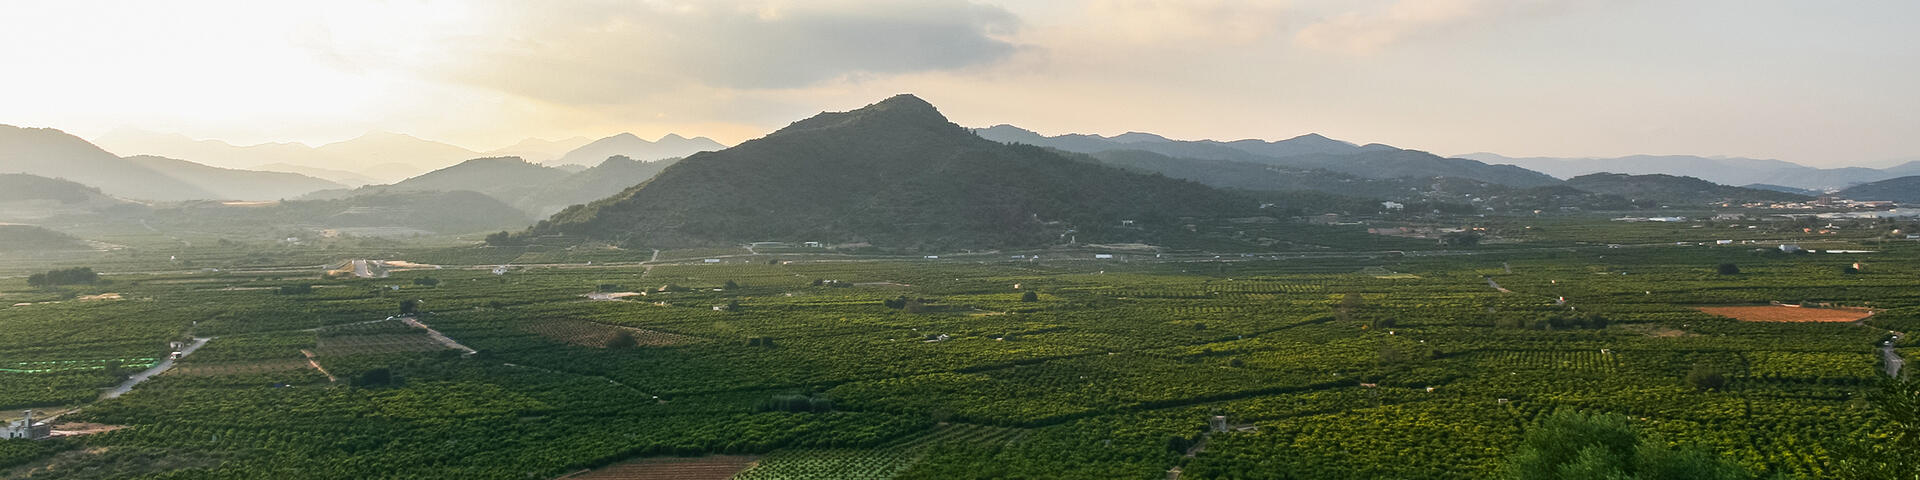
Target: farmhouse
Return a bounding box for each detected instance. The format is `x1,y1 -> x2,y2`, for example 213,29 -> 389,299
3,410 -> 49,440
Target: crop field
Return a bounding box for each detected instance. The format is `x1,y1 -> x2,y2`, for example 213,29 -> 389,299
562,455 -> 759,480
1,216 -> 1916,479
311,333 -> 449,356
1697,305 -> 1876,323
525,319 -> 701,348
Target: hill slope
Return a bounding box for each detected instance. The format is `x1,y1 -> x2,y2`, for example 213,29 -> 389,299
555,133 -> 727,166
1837,176 -> 1920,203
1,125 -> 343,201
0,224 -> 89,252
514,156 -> 681,216
532,95 -> 1259,249
1461,153 -> 1894,191
1564,173 -> 1809,205
976,125 -> 1556,187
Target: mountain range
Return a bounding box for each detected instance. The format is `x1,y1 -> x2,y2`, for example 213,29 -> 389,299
1458,153 -> 1920,192
552,133 -> 726,166
528,94 -> 1259,249
974,125 -> 1558,188
1,125 -> 344,202
95,129 -> 725,183
1836,176 -> 1920,203
307,155 -> 681,217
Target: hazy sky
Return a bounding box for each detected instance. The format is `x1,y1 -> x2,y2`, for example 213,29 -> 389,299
4,0 -> 1916,166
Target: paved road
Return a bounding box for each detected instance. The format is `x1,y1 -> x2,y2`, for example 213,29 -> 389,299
1884,331 -> 1907,378
102,337 -> 210,400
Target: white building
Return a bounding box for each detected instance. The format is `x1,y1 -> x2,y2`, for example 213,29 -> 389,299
3,410 -> 49,440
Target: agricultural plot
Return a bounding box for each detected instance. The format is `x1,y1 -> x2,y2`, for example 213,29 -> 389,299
311,333 -> 449,356
564,455 -> 759,480
525,318 -> 700,348
3,217 -> 1918,479
733,423 -> 1024,480
1697,305 -> 1875,323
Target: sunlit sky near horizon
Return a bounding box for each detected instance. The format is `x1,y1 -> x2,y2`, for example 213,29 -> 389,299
3,0 -> 1916,166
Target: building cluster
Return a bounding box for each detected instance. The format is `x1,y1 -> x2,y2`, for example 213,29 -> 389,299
3,410 -> 49,440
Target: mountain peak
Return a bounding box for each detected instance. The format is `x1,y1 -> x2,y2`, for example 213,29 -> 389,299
659,133 -> 688,142
771,94 -> 961,139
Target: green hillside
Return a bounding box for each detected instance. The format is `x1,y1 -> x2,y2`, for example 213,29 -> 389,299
531,95 -> 1261,249
1565,173 -> 1810,205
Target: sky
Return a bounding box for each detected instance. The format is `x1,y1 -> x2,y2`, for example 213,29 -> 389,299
3,0 -> 1916,167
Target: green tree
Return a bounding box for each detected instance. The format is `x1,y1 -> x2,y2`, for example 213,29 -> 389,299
1504,410 -> 1750,480
1717,263 -> 1740,275
605,330 -> 636,349
1831,377 -> 1920,479
399,299 -> 420,315
1687,364 -> 1727,391
1021,290 -> 1039,302
412,277 -> 440,287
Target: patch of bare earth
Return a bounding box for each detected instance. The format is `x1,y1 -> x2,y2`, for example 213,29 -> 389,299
1696,305 -> 1874,323
49,422 -> 127,437
525,319 -> 698,348
556,455 -> 758,480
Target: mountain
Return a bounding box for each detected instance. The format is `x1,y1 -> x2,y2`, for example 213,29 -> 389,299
95,129 -> 485,183
0,174 -> 135,222
1459,153 -> 1895,192
1742,184 -> 1821,196
530,95 -> 1261,249
123,155 -> 343,201
554,133 -> 727,166
310,132 -> 483,178
1837,176 -> 1920,203
1085,149 -> 1416,200
975,125 -> 1555,187
313,155 -> 678,218
2,125 -> 219,200
255,163 -> 384,187
0,224 -> 89,252
1,125 -> 344,201
152,191 -> 530,236
513,156 -> 680,216
482,137 -> 594,164
1563,173 -> 1809,205
94,129 -> 319,170
367,157 -> 571,201
0,173 -> 114,204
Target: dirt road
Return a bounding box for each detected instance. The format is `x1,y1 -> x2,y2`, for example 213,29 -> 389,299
102,336 -> 210,400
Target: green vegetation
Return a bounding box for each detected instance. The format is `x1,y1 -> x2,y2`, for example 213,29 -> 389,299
1503,410 -> 1752,480
26,267 -> 99,287
2,212 -> 1917,479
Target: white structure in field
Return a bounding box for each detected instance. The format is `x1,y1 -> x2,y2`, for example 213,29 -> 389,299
3,410 -> 49,440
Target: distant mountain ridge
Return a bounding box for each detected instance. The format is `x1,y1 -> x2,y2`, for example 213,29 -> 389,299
1,125 -> 343,201
1837,176 -> 1920,203
314,155 -> 681,218
975,125 -> 1556,187
530,95 -> 1260,249
1459,152 -> 1903,192
553,133 -> 727,166
1563,173 -> 1809,205
96,129 -> 482,183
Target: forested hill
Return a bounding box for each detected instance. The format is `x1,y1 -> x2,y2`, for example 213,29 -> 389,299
974,124 -> 1559,187
529,94 -> 1262,250
1837,175 -> 1920,203
1564,173 -> 1811,205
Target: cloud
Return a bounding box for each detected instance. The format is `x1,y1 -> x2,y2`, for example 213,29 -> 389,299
314,1 -> 1022,106
1293,0 -> 1555,55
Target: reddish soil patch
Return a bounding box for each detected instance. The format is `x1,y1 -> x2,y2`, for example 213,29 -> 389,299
559,456 -> 758,480
1696,305 -> 1873,323
49,422 -> 127,437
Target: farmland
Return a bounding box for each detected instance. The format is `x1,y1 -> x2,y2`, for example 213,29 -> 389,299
0,214 -> 1916,479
